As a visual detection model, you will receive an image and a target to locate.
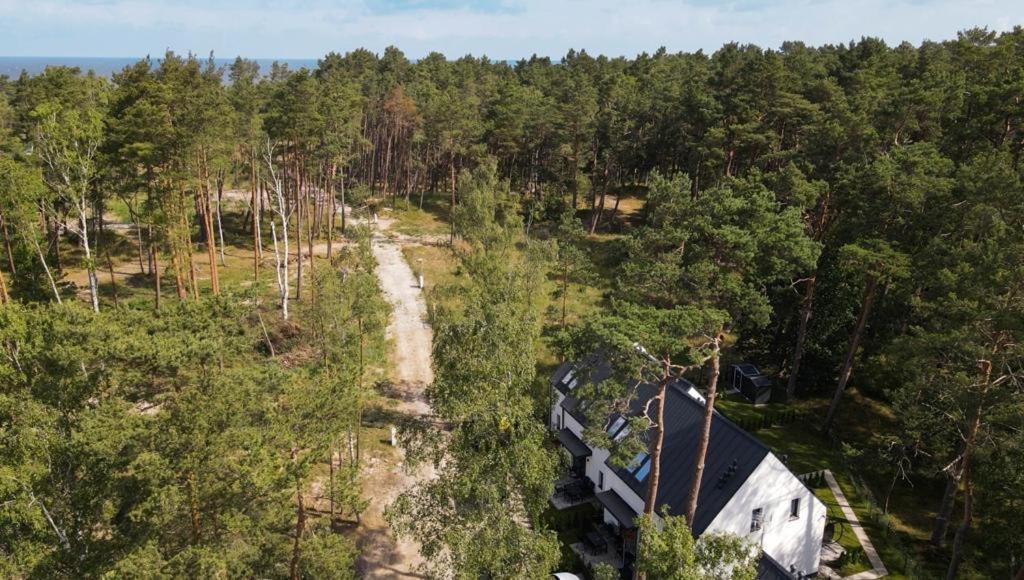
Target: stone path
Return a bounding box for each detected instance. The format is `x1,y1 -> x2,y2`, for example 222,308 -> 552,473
822,470 -> 889,580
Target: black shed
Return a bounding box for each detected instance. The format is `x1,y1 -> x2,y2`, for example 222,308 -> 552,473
729,363 -> 773,405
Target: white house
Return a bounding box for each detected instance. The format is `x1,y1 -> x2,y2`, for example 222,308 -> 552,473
550,358 -> 826,578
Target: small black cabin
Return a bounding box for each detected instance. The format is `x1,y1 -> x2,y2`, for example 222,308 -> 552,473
729,363 -> 773,405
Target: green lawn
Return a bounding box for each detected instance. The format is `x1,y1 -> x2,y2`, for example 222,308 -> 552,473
714,393 -> 941,579
387,192 -> 452,237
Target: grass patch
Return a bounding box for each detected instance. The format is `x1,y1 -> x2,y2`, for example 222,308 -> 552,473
400,244 -> 461,315
713,393 -> 939,579
387,192 -> 451,237
811,482 -> 872,576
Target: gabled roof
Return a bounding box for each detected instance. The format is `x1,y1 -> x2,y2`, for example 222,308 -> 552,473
610,382 -> 770,535
551,361 -> 772,535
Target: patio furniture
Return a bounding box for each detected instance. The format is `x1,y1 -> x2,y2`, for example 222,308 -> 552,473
585,530 -> 608,555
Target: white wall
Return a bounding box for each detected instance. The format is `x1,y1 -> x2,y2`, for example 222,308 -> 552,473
705,453 -> 826,577
551,387 -> 650,526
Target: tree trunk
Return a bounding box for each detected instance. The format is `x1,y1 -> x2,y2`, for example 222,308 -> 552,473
305,174 -> 315,302
188,470 -> 201,543
133,211 -> 147,276
944,460 -> 974,580
250,152 -> 260,278
199,152 -> 220,296
252,153 -> 261,280
327,163 -> 336,260
686,336 -> 722,526
294,159 -> 303,303
340,165 -> 347,235
786,274 -> 817,399
930,458 -> 962,546
823,275 -> 879,433
643,367 -> 672,517
329,448 -> 336,522
106,248 -> 119,308
0,260 -> 9,304
561,264 -> 569,329
945,358 -> 992,580
32,233 -> 62,304
215,175 -> 226,267
0,211 -> 16,276
449,150 -> 456,245
78,201 -> 100,312
151,239 -> 162,311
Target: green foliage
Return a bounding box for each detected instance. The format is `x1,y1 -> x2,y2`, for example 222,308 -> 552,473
623,171 -> 819,329
452,157 -> 522,251
636,512 -> 699,580
0,298 -> 359,578
4,28 -> 1024,578
636,512 -> 759,580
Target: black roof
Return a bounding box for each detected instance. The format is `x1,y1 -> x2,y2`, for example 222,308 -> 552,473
595,490 -> 639,529
555,428 -> 592,458
550,355 -> 611,397
552,361 -> 772,535
611,383 -> 770,534
757,552 -> 797,580
732,363 -> 762,377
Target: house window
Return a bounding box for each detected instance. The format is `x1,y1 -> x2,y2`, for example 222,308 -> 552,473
606,416 -> 626,437
790,498 -> 801,520
556,412 -> 561,430
634,458 -> 652,482
750,508 -> 764,532
598,471 -> 604,490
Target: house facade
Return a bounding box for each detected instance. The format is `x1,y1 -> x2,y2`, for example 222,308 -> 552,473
550,360 -> 826,578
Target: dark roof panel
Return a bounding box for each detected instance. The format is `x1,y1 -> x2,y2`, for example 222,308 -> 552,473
556,428 -> 592,458
757,552 -> 796,579
595,490 -> 639,529
607,380 -> 770,535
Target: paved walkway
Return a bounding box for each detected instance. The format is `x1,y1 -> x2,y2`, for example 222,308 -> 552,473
822,470 -> 889,580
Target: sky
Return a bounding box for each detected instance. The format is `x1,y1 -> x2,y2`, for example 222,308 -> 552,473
0,0 -> 1021,60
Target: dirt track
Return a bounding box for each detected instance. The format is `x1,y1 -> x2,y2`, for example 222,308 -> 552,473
356,216 -> 435,578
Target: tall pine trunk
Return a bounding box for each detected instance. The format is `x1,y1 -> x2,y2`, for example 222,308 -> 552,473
945,358 -> 992,580
0,258 -> 8,304
150,237 -> 162,311
786,274 -> 817,399
448,150 -> 456,245
823,275 -> 879,433
643,367 -> 672,517
931,457 -> 962,546
294,153 -> 303,302
0,211 -> 16,276
686,336 -> 722,525
252,152 -> 261,280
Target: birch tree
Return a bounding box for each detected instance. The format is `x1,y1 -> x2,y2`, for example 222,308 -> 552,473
31,100 -> 104,311
264,140 -> 292,319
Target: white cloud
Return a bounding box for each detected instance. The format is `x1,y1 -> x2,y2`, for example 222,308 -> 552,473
0,0 -> 1020,58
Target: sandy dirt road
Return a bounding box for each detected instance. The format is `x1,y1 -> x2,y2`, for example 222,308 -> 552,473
356,216 -> 435,579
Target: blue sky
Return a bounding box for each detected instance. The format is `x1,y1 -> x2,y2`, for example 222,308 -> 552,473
0,0 -> 1021,59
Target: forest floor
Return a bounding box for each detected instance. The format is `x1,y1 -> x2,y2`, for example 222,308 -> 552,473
355,213 -> 436,579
